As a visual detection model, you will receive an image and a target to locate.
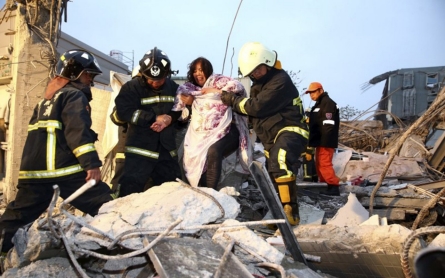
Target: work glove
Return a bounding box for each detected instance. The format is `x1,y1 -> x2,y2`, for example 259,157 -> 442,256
220,90 -> 236,106
110,107 -> 128,132
305,147 -> 314,161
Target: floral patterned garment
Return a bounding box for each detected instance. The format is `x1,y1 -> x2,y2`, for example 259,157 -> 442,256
172,74 -> 252,187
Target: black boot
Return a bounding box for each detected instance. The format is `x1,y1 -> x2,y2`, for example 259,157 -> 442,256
321,185 -> 340,196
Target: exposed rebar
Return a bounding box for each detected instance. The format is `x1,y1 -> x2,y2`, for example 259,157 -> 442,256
214,239 -> 235,278
107,219 -> 285,250
75,218 -> 182,260
369,86 -> 445,216
176,178 -> 225,218
401,226 -> 445,278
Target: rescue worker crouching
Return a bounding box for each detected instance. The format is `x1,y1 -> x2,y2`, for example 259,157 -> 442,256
221,42 -> 309,225
113,47 -> 182,197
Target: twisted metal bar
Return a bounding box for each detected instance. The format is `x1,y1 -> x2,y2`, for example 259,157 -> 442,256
214,239 -> 236,278
256,262 -> 286,278
47,185 -> 62,239
401,226 -> 445,278
61,180 -> 96,207
60,230 -> 89,278
74,218 -> 182,260
107,219 -> 285,250
176,178 -> 225,218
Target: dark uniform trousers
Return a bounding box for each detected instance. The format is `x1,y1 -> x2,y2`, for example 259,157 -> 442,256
266,131 -> 307,179
118,146 -> 181,197
0,175 -> 112,252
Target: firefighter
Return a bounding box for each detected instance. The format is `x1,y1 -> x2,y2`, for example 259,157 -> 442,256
302,108 -> 318,182
305,82 -> 340,196
113,47 -> 181,197
221,42 -> 308,225
0,49 -> 113,253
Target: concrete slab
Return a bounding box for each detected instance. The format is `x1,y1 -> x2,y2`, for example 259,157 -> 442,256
292,224 -> 419,278
147,237 -> 253,278
299,203 -> 325,225
327,193 -> 369,227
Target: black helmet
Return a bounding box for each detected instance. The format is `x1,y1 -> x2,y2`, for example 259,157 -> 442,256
139,47 -> 171,80
56,49 -> 102,81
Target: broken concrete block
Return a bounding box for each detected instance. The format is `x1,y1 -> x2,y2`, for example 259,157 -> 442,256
212,219 -> 284,265
327,193 -> 369,227
1,257 -> 77,278
299,203 -> 325,225
359,214 -> 380,226
76,182 -> 240,250
430,233 -> 445,248
6,219 -> 67,269
103,255 -> 149,277
338,152 -> 424,182
219,186 -> 240,196
292,224 -> 420,277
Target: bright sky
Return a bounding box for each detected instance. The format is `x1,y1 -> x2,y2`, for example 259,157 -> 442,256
9,0 -> 445,111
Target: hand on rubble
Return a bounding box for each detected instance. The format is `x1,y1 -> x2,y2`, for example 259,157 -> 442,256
86,168 -> 101,182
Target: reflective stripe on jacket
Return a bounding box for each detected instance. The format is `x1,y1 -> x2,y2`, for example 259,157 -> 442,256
19,84 -> 101,182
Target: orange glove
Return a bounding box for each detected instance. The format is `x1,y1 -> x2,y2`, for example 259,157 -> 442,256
305,153 -> 312,161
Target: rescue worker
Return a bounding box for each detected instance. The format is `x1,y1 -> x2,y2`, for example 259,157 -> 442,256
108,67 -> 139,197
221,42 -> 308,225
302,108 -> 318,182
0,49 -> 113,253
113,47 -> 181,197
305,82 -> 340,196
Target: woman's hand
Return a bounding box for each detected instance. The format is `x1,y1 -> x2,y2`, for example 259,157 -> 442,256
201,88 -> 221,95
180,94 -> 194,105
150,114 -> 171,132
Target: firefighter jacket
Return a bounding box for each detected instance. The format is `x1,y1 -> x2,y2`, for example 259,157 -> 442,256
231,68 -> 308,150
308,92 -> 339,148
114,77 -> 179,159
19,83 -> 102,183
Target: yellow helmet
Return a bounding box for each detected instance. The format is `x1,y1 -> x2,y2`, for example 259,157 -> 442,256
238,42 -> 277,77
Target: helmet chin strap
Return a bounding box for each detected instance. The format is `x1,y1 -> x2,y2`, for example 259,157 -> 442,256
71,80 -> 94,102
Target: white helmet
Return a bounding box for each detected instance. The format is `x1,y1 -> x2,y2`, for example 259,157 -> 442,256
238,42 -> 277,77
131,65 -> 141,78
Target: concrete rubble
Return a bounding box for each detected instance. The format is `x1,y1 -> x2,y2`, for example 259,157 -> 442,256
1,125 -> 445,277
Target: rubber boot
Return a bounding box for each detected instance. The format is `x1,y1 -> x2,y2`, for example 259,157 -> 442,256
275,175 -> 300,226
321,185 -> 340,196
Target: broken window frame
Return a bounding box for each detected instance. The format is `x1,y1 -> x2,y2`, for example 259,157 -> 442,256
426,72 -> 438,89
402,71 -> 414,89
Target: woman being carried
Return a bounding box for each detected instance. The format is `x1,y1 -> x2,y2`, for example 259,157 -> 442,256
172,57 -> 251,189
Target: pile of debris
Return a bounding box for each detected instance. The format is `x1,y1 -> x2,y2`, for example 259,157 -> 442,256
0,181 -> 327,277
2,92 -> 445,277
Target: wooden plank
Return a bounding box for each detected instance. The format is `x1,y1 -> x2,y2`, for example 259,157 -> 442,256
249,161 -> 307,265
147,237 -> 253,278
415,180 -> 445,190
361,197 -> 429,209
371,209 -> 406,220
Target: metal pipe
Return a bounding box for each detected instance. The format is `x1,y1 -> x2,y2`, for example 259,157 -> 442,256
62,179 -> 96,206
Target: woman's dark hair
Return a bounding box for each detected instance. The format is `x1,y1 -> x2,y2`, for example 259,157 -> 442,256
187,57 -> 213,86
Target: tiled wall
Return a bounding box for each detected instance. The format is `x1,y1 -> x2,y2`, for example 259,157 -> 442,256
299,241 -> 410,278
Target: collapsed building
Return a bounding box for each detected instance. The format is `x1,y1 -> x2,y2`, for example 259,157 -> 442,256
0,1 -> 445,277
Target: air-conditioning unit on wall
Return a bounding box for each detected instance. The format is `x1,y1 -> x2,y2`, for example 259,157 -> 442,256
0,57 -> 12,85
